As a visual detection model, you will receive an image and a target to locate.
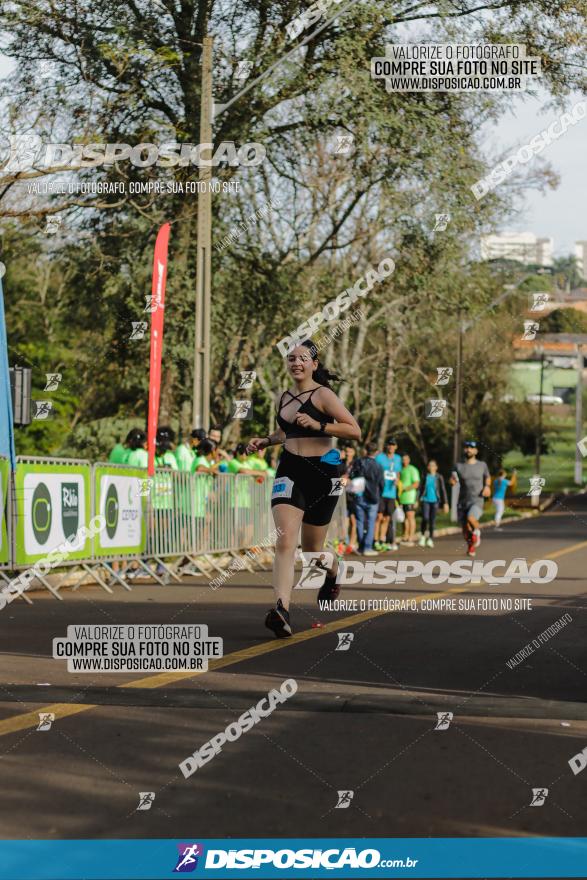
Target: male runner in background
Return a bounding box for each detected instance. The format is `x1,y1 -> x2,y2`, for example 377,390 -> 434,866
450,440 -> 491,556
374,437 -> 401,551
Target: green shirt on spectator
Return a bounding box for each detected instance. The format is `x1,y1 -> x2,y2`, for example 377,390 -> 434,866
228,458 -> 252,508
109,443 -> 127,464
126,447 -> 148,468
152,451 -> 177,509
191,454 -> 213,516
175,441 -> 195,472
399,464 -> 420,505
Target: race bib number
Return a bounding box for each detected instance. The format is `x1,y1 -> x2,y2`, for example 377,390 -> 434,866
384,470 -> 396,481
272,477 -> 294,499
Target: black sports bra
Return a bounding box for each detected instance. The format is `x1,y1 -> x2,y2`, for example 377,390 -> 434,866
276,388 -> 333,439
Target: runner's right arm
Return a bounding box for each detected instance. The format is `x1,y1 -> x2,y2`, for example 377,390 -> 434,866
246,429 -> 285,454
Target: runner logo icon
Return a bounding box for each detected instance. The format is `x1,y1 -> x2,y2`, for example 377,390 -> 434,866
335,790 -> 354,809
36,712 -> 55,731
530,787 -> 549,806
295,551 -> 334,588
329,477 -> 344,496
174,843 -> 204,872
434,711 -> 453,730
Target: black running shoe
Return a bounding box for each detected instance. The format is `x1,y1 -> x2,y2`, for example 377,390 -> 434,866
265,599 -> 292,638
317,565 -> 341,605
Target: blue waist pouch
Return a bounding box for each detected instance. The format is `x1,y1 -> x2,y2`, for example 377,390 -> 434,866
320,449 -> 342,465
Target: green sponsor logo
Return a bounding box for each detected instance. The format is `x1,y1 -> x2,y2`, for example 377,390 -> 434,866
32,482 -> 52,544
105,483 -> 119,539
61,482 -> 80,542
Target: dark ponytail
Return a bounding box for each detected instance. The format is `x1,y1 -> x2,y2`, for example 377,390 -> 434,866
301,339 -> 340,389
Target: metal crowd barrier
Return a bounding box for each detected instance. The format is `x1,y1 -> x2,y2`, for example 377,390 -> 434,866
146,469 -> 277,582
0,457 -> 348,602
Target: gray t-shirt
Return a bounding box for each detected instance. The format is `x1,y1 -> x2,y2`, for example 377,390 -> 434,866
453,460 -> 490,506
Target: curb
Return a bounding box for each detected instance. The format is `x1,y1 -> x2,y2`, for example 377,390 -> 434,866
3,684 -> 582,721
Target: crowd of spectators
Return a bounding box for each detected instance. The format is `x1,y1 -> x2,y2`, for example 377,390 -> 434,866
340,439 -> 516,556
109,429 -> 515,557
108,426 -> 276,478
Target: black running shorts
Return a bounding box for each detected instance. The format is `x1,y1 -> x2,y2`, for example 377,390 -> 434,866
271,449 -> 344,526
378,497 -> 396,516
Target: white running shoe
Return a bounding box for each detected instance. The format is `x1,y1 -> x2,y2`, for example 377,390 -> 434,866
418,535 -> 426,547
426,538 -> 434,548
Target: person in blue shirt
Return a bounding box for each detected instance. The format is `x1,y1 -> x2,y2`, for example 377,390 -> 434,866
418,459 -> 448,548
374,438 -> 402,551
492,468 -> 511,529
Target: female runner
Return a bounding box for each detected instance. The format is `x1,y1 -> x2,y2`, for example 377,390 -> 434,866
247,340 -> 361,637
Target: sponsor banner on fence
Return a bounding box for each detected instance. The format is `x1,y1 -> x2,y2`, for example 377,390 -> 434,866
93,465 -> 147,556
14,462 -> 91,564
0,457 -> 8,564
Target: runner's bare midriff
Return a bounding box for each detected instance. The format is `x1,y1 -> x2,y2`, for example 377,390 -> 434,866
284,436 -> 333,457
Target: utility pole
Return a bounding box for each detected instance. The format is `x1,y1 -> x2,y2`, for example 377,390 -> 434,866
532,347 -> 546,509
575,344 -> 584,485
535,348 -> 545,476
453,312 -> 464,465
192,35 -> 213,430
449,312 -> 464,522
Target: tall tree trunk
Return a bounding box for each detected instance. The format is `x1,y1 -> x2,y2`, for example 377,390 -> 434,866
159,365 -> 175,424
378,315 -> 395,446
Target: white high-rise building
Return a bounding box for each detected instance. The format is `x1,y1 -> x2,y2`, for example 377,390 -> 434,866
574,241 -> 587,279
480,233 -> 553,267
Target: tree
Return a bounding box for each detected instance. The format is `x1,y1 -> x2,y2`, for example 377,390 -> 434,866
552,256 -> 586,293
539,307 -> 587,334
1,0 -> 585,453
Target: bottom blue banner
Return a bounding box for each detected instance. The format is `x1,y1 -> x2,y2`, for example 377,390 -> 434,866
1,838 -> 587,879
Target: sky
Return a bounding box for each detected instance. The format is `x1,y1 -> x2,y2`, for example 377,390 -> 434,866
482,90 -> 586,256
1,51 -> 584,257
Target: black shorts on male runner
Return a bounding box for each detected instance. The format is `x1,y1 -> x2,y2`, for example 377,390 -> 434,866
378,497 -> 396,516
402,503 -> 416,513
271,449 -> 344,526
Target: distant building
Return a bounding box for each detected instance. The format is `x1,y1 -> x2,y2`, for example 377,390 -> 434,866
563,288 -> 587,313
480,233 -> 553,267
509,360 -> 577,403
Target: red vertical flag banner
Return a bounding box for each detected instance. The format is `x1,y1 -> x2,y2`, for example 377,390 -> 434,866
147,223 -> 171,477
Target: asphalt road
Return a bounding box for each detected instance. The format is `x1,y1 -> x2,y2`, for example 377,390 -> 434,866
0,495 -> 586,844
